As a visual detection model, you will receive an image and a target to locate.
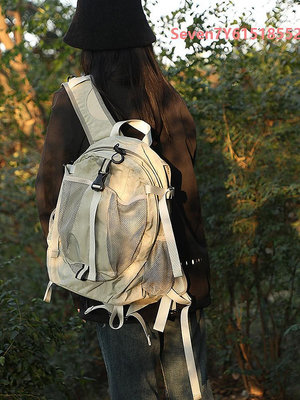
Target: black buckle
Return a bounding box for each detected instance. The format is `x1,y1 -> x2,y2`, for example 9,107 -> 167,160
91,171 -> 108,191
91,159 -> 112,191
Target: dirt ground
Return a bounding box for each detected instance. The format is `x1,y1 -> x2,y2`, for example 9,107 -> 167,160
210,375 -> 252,400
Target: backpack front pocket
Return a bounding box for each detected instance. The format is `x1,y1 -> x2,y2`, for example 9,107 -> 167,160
58,177 -> 115,281
57,176 -> 149,282
57,177 -> 92,266
103,187 -> 148,274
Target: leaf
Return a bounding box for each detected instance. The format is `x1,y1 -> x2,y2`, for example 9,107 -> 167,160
283,324 -> 300,337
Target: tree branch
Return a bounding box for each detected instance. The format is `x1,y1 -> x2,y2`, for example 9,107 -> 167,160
0,5 -> 43,138
6,9 -> 23,45
0,6 -> 14,50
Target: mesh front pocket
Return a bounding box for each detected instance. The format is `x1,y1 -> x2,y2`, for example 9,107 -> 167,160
142,238 -> 174,296
106,189 -> 147,273
57,179 -> 90,258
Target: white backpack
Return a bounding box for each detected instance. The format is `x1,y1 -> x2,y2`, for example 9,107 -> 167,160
43,75 -> 202,400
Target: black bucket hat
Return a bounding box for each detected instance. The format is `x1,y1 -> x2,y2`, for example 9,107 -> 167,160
63,0 -> 156,50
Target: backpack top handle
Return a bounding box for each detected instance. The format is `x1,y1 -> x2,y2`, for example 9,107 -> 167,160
110,119 -> 152,147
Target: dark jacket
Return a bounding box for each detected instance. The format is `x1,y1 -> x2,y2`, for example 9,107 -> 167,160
35,80 -> 211,323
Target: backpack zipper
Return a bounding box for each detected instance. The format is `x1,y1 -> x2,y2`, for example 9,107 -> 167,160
79,145 -> 164,189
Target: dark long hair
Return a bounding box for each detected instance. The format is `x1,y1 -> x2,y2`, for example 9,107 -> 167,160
80,45 -> 185,143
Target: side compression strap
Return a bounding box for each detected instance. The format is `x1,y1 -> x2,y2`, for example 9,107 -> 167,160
145,184 -> 202,396
145,185 -> 183,278
88,189 -> 102,281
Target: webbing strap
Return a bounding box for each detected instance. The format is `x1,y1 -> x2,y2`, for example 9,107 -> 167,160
88,158 -> 110,281
153,296 -> 172,332
126,311 -> 152,346
43,281 -> 54,303
167,288 -> 191,304
181,306 -> 202,400
84,298 -> 200,398
85,303 -> 151,345
109,306 -> 124,329
145,185 -> 182,278
158,193 -> 183,277
153,293 -> 202,400
84,303 -> 114,315
153,288 -> 190,333
85,304 -> 124,330
88,190 -> 102,281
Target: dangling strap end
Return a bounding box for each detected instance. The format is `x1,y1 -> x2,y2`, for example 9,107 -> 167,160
43,281 -> 54,303
126,309 -> 152,346
153,296 -> 172,332
180,305 -> 202,400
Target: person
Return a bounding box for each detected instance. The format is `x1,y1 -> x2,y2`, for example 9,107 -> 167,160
35,0 -> 214,399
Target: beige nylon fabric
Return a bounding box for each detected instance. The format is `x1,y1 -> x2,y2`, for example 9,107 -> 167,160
46,75 -> 185,298
46,75 -> 185,306
43,76 -> 206,400
47,131 -> 180,304
62,75 -> 115,144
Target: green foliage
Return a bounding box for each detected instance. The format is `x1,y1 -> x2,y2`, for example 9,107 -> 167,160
162,0 -> 299,398
0,0 -> 79,98
0,279 -> 65,396
0,265 -> 108,399
0,2 -> 109,397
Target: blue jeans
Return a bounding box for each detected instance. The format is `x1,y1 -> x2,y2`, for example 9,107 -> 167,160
96,308 -> 214,400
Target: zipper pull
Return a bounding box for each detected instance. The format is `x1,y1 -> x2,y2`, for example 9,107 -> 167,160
111,143 -> 126,164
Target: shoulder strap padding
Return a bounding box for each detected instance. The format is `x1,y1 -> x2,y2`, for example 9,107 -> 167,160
62,75 -> 116,145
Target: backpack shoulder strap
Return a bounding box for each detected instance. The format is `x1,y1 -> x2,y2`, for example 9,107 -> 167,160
61,75 -> 116,145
